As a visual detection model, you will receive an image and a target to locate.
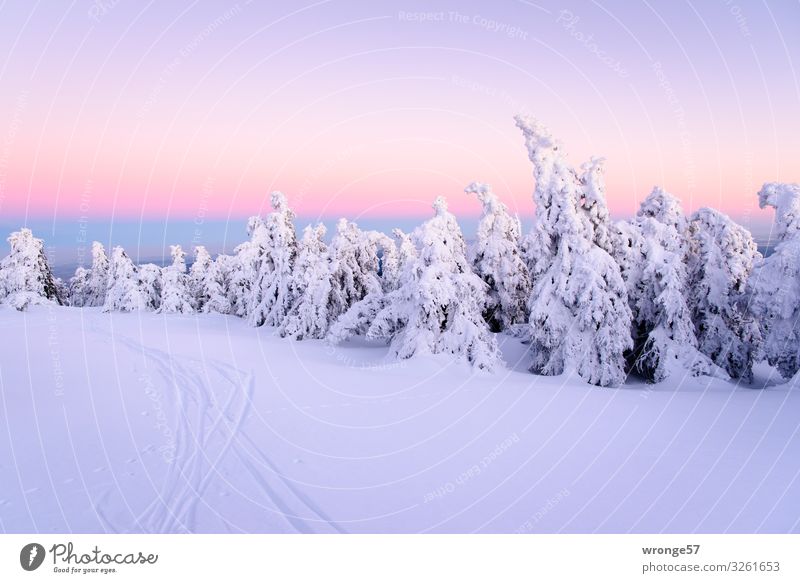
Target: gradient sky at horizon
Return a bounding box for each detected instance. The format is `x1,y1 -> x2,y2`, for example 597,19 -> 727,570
0,0 -> 798,236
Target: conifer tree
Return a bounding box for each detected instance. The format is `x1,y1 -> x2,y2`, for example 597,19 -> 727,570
249,191 -> 297,327
619,188 -> 721,382
280,223 -> 333,340
189,245 -> 213,311
687,207 -> 761,381
466,181 -> 530,332
85,241 -> 109,307
158,244 -> 195,314
202,254 -> 233,315
331,197 -> 500,370
103,246 -> 147,312
0,228 -> 62,310
515,115 -> 632,386
749,182 -> 800,379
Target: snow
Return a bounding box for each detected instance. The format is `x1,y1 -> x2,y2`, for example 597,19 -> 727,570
331,196 -> 500,370
466,181 -> 530,332
1,115 -> 797,534
751,182 -> 800,379
515,115 -> 631,386
1,304 -> 798,533
0,228 -> 61,308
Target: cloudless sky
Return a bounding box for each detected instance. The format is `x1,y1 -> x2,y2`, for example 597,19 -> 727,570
0,0 -> 797,246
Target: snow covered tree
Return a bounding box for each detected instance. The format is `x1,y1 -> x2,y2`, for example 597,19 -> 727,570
331,197 -> 500,370
68,266 -> 91,307
201,254 -> 232,315
392,228 -> 418,279
228,216 -> 268,318
280,223 -> 333,340
85,241 -> 109,307
749,182 -> 800,379
69,241 -> 110,307
620,188 -> 720,382
328,218 -> 382,322
189,245 -> 213,311
103,246 -> 147,312
612,220 -> 646,296
514,115 -> 632,386
580,157 -> 615,255
518,230 -> 538,283
466,181 -> 530,332
638,185 -> 687,234
328,228 -> 419,343
687,208 -> 761,381
249,191 -> 297,327
138,263 -> 162,311
0,228 -> 61,310
158,244 -> 194,314
368,230 -> 401,293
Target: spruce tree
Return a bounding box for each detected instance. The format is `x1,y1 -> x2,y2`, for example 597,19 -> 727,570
0,228 -> 62,310
466,181 -> 530,332
687,207 -> 761,381
104,246 -> 147,312
749,182 -> 800,378
515,115 -> 632,386
158,245 -> 195,314
331,197 -> 500,370
249,191 -> 297,327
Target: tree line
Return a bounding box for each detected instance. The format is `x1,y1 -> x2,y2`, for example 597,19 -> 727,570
1,116 -> 797,387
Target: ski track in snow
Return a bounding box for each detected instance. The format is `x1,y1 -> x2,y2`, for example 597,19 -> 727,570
103,329 -> 344,533
5,309 -> 799,534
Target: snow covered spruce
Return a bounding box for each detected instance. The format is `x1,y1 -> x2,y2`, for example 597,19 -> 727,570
0,117 -> 792,388
0,227 -> 61,310
330,196 -> 500,370
515,116 -> 632,387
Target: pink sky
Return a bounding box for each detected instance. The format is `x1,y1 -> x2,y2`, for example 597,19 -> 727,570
0,1 -> 797,232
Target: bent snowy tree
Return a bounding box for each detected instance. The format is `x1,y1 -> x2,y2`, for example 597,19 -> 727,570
749,182 -> 800,379
515,115 -> 632,387
466,181 -> 530,333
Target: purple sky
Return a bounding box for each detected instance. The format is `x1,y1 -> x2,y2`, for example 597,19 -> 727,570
0,0 -> 797,237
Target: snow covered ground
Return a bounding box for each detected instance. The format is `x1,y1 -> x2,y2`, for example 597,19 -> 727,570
1,304 -> 798,534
